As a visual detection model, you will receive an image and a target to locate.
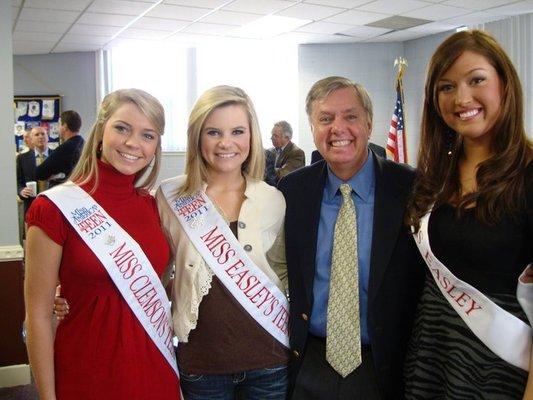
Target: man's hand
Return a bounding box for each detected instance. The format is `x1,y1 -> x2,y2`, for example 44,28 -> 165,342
20,187 -> 33,198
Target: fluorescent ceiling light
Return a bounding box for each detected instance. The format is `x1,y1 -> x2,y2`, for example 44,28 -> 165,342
232,15 -> 312,39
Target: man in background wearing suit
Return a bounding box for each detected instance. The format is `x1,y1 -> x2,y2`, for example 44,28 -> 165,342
35,110 -> 84,187
267,120 -> 305,183
278,76 -> 424,399
17,126 -> 52,215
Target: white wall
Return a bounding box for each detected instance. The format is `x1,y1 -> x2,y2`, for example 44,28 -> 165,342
0,3 -> 19,246
13,52 -> 97,138
403,31 -> 452,165
298,42 -> 403,163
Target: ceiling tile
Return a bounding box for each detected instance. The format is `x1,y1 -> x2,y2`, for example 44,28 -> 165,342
302,0 -> 369,7
119,27 -> 171,39
367,29 -> 426,42
485,0 -> 533,15
438,10 -> 502,26
277,3 -> 345,20
324,9 -> 389,25
441,0 -> 518,10
223,0 -> 295,15
88,0 -> 155,16
15,22 -> 72,34
13,40 -> 55,55
78,12 -> 136,26
164,0 -> 230,7
19,8 -> 81,23
283,31 -> 362,43
296,21 -> 355,34
13,31 -> 62,42
147,4 -> 211,20
182,22 -> 235,35
53,42 -> 101,53
401,4 -> 471,20
367,15 -> 430,29
339,25 -> 391,38
405,20 -> 457,33
106,37 -> 154,48
61,33 -> 112,45
201,10 -> 261,26
164,31 -> 220,44
131,16 -> 189,30
69,23 -> 124,36
23,0 -> 93,11
358,0 -> 431,15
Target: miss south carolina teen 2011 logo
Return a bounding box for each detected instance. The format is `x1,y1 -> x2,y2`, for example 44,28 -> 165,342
71,205 -> 112,240
172,193 -> 207,229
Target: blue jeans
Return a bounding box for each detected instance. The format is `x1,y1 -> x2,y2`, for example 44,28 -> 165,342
179,364 -> 288,400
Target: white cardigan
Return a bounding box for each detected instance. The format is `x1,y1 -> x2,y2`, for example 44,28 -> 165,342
155,175 -> 287,342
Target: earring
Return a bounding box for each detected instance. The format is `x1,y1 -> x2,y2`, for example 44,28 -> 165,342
97,142 -> 103,157
445,130 -> 455,156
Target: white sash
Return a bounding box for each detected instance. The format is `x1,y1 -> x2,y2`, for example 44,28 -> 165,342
160,181 -> 290,348
44,183 -> 178,377
517,266 -> 533,326
413,210 -> 532,371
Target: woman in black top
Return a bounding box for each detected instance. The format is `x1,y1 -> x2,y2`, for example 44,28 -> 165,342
404,30 -> 532,399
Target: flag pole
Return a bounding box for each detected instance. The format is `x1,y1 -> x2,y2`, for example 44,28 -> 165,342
395,57 -> 408,164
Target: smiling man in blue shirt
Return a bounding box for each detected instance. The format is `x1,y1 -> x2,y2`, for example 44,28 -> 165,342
278,76 -> 424,400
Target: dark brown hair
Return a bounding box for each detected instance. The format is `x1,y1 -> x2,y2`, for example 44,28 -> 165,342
407,30 -> 532,230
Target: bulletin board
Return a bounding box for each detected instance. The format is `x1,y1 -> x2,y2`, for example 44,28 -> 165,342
14,95 -> 62,152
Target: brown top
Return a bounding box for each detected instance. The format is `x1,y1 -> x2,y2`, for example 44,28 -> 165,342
177,221 -> 290,374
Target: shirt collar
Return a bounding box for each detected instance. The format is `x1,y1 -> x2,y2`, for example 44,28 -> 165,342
325,149 -> 375,202
35,148 -> 49,157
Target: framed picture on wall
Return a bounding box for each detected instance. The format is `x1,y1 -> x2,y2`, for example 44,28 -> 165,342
14,95 -> 61,152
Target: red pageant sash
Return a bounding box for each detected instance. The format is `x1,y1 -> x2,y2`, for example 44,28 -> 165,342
44,183 -> 179,377
413,210 -> 532,371
160,179 -> 290,348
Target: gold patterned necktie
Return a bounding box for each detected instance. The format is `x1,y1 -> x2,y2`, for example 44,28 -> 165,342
326,183 -> 362,377
36,153 -> 47,193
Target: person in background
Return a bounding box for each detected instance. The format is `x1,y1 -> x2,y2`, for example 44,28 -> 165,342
404,29 -> 532,399
16,126 -> 52,215
24,89 -> 180,399
267,120 -> 305,183
156,85 -> 289,399
35,110 -> 84,187
264,148 -> 278,186
20,129 -> 34,153
278,76 -> 424,399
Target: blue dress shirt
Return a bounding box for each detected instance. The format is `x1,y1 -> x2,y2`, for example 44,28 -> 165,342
309,150 -> 375,345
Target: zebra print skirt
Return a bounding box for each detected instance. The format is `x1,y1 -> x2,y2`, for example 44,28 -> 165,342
404,274 -> 528,399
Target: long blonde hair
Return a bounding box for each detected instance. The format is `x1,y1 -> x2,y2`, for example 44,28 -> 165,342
179,85 -> 265,196
70,88 -> 165,193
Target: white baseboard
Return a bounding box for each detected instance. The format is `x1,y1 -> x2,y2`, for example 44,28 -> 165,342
0,245 -> 24,262
0,364 -> 31,388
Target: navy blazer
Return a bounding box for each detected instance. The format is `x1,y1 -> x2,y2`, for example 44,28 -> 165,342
16,149 -> 52,214
278,152 -> 424,399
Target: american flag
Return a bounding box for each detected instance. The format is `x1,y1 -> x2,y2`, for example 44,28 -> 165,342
386,78 -> 407,163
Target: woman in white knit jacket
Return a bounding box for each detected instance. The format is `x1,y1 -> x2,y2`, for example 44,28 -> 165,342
155,85 -> 289,400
